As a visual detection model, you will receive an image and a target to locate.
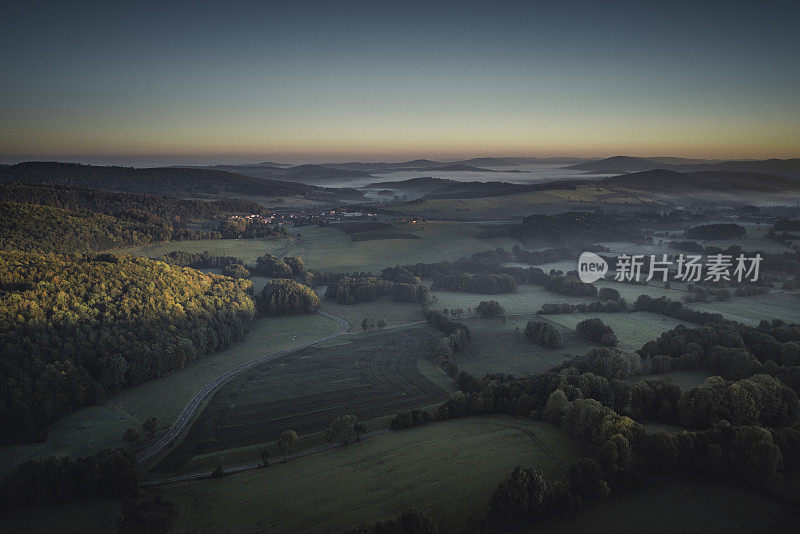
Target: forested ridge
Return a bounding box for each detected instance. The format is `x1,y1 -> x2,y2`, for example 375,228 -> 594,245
0,200 -> 174,253
0,251 -> 256,443
0,181 -> 267,222
0,162 -> 312,198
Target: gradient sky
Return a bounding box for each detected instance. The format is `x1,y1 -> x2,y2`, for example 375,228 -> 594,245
1,0 -> 798,165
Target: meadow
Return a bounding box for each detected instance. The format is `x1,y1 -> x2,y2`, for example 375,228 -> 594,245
453,315 -> 591,377
542,312 -> 692,351
0,313 -> 339,476
319,296 -> 425,331
289,222 -> 519,273
535,477 -> 799,534
150,416 -> 581,533
154,326 -> 448,472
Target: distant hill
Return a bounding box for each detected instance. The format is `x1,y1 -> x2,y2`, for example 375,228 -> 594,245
689,158 -> 800,178
571,156 -> 800,178
602,169 -> 800,193
568,156 -> 666,173
190,162 -> 371,184
428,164 -> 495,172
0,162 -> 323,198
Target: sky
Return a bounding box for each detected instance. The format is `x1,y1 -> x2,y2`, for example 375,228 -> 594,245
1,0 -> 798,165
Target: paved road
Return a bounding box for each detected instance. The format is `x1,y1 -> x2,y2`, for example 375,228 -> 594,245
136,309 -> 349,464
140,429 -> 392,486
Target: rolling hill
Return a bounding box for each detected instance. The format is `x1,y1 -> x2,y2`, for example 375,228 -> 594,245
0,162 -> 362,200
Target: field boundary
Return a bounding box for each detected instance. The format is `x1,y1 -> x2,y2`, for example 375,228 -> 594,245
136,309 -> 349,465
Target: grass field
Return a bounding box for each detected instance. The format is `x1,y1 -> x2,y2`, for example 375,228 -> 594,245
453,315 -> 592,377
0,500 -> 121,534
430,284 -> 591,316
116,236 -> 290,264
0,313 -> 339,476
154,326 -> 447,472
150,416 -> 581,533
542,312 -> 693,351
320,296 -> 425,331
288,222 -> 519,273
686,292 -> 800,326
536,477 -> 799,534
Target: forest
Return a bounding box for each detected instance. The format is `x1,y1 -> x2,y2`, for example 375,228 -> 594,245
0,251 -> 255,443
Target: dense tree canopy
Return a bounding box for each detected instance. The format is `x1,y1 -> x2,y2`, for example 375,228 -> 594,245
257,279 -> 320,316
0,251 -> 255,443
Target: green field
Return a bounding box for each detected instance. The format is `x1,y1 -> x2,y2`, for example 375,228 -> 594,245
116,236 -> 290,264
0,313 -> 339,476
536,477 -> 799,534
154,326 -> 447,472
150,416 -> 581,533
288,222 -> 519,273
686,292 -> 800,326
320,296 -> 425,331
452,315 -> 592,377
542,312 -> 693,351
431,284 -> 591,316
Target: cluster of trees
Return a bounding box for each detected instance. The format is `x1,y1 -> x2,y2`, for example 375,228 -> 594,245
222,263 -> 251,279
361,317 -> 387,331
390,409 -> 432,431
424,308 -> 471,377
325,277 -> 392,304
544,275 -> 598,297
218,218 -> 287,239
678,374 -> 798,428
254,253 -> 313,283
156,250 -> 240,268
524,321 -> 562,349
685,223 -> 746,240
324,275 -> 429,305
477,300 -> 507,318
630,378 -> 681,422
324,415 -> 366,443
432,272 -> 516,294
637,316 -> 800,394
633,294 -> 730,326
575,318 -> 618,347
1,449 -> 137,510
0,251 -> 255,443
256,279 -> 320,316
538,299 -> 628,315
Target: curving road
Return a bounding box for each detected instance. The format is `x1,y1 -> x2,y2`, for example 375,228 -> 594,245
136,309 -> 349,464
